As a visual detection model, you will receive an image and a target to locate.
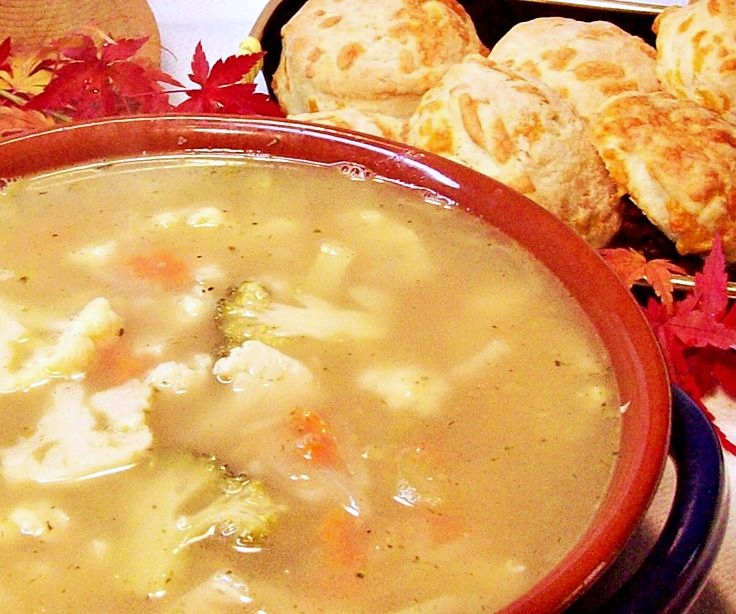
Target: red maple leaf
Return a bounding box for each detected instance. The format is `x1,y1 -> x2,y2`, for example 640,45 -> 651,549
650,237 -> 736,349
174,42 -> 284,117
26,34 -> 178,119
642,236 -> 736,454
0,37 -> 10,74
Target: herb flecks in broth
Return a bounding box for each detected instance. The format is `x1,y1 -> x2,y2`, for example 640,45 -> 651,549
0,157 -> 620,612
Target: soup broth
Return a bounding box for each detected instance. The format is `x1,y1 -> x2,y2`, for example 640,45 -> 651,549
0,157 -> 620,612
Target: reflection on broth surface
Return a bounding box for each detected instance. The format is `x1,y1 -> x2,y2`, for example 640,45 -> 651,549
0,157 -> 620,612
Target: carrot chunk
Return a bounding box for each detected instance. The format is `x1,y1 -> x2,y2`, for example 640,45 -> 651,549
125,249 -> 189,288
291,409 -> 341,467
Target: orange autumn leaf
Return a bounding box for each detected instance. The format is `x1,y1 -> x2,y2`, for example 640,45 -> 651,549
0,106 -> 55,138
599,247 -> 687,308
0,53 -> 53,98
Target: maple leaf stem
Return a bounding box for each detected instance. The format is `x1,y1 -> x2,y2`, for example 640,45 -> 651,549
0,88 -> 26,106
46,109 -> 70,123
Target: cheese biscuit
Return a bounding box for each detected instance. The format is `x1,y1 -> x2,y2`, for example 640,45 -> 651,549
592,91 -> 736,260
407,55 -> 623,247
654,0 -> 736,120
489,17 -> 659,122
272,0 -> 486,119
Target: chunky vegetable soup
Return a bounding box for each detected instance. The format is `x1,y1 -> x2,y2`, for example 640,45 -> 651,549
0,156 -> 621,612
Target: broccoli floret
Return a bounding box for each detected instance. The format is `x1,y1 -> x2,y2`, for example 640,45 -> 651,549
176,457 -> 281,552
215,281 -> 279,350
114,450 -> 284,597
215,279 -> 385,353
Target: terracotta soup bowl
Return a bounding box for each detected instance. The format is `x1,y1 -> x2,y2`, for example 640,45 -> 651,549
0,116 -> 721,613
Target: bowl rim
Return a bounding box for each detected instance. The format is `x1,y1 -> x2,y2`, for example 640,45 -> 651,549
0,114 -> 671,613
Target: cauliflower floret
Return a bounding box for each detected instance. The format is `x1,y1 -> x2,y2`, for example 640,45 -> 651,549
55,296 -> 122,341
151,205 -> 226,229
0,379 -> 152,483
260,292 -> 386,340
0,316 -> 27,365
151,210 -> 179,228
186,206 -> 226,228
0,297 -> 123,393
212,340 -> 317,432
338,208 -> 433,282
171,570 -> 256,611
67,241 -> 117,266
145,353 -> 213,394
0,501 -> 70,539
358,341 -> 511,417
214,339 -> 314,393
357,365 -> 450,416
302,239 -> 356,297
176,264 -> 227,320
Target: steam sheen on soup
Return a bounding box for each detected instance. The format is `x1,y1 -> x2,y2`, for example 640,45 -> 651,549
0,157 -> 620,612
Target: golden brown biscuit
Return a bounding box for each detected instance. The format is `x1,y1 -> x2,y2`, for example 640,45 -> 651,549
288,108 -> 407,141
489,17 -> 659,122
406,54 -> 623,248
272,0 -> 486,119
654,0 -> 736,119
592,91 -> 736,260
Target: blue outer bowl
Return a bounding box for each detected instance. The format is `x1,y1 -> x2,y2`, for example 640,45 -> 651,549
568,386 -> 729,613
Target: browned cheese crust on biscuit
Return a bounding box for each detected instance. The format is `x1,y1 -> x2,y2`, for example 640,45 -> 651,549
272,0 -> 486,119
654,0 -> 736,120
406,54 -> 623,248
592,91 -> 736,260
488,17 -> 659,122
